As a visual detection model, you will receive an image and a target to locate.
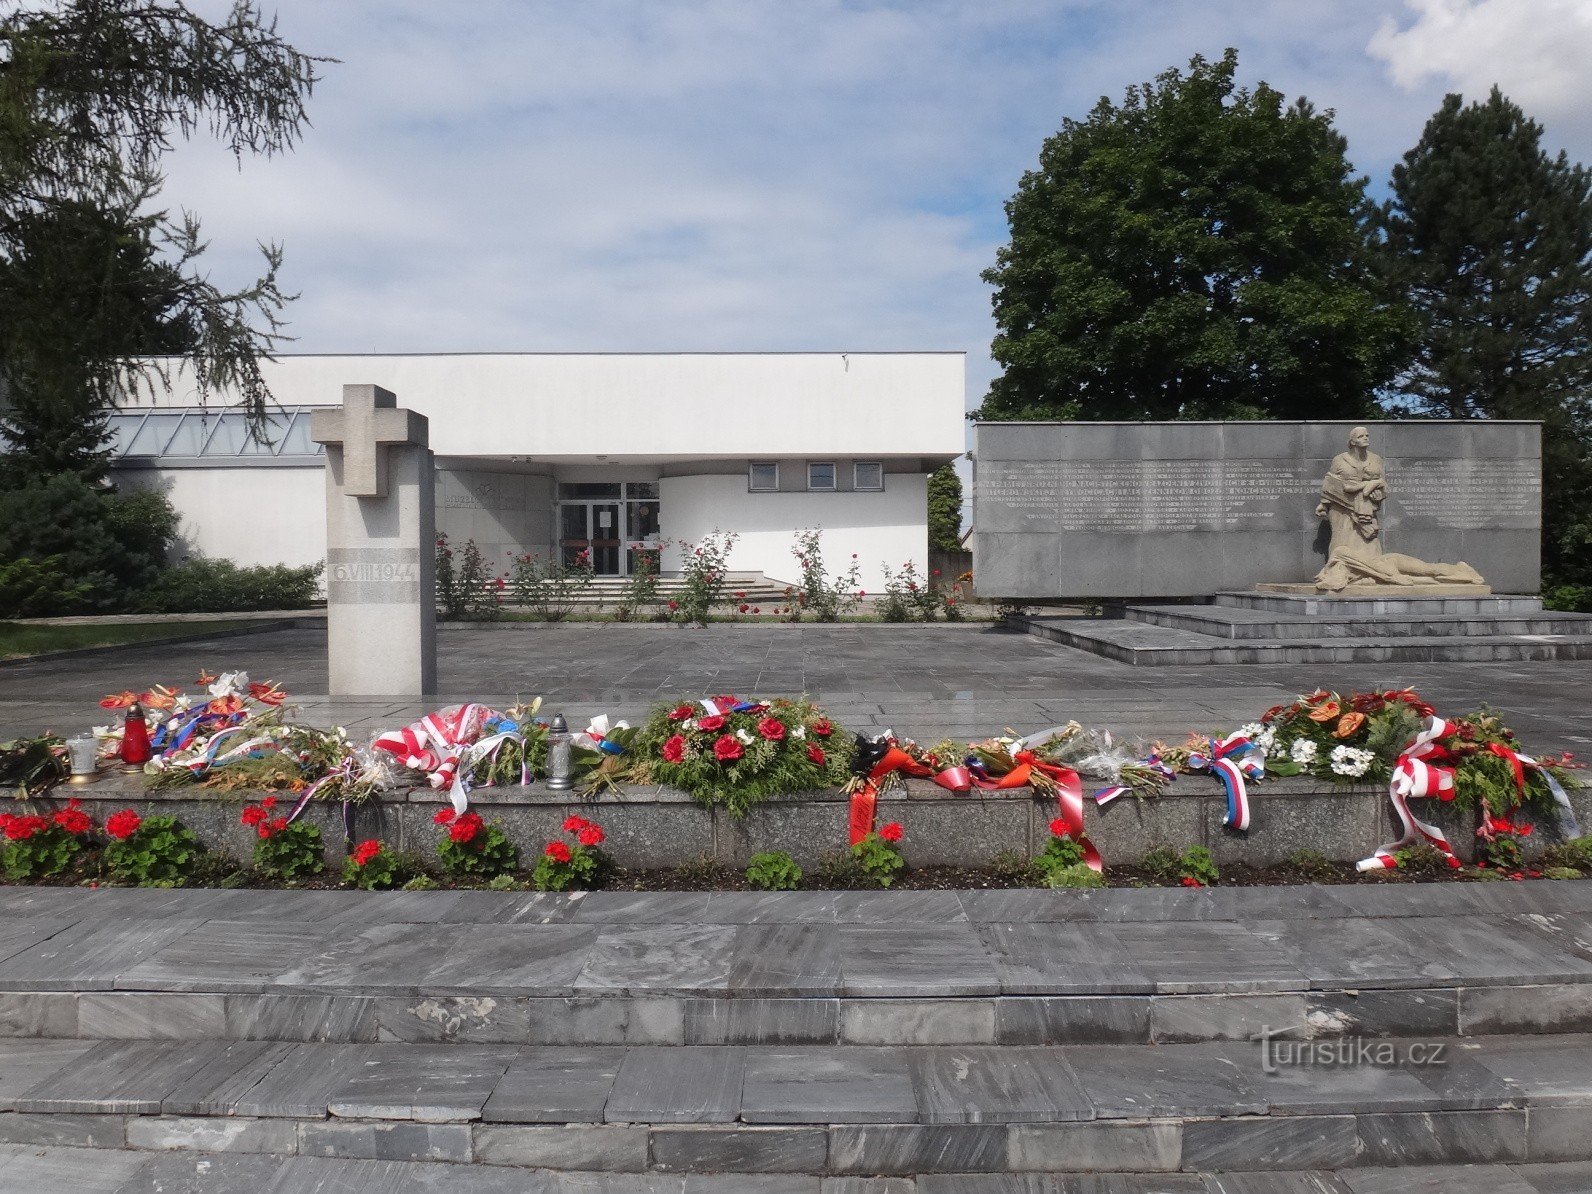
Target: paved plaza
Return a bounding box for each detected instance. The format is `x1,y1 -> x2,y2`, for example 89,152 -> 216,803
5,622 -> 1591,754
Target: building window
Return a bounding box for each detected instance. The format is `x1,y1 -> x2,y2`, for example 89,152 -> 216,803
853,461 -> 883,491
807,462 -> 836,491
749,462 -> 779,491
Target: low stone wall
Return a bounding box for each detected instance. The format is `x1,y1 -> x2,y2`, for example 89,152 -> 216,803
44,772 -> 1590,871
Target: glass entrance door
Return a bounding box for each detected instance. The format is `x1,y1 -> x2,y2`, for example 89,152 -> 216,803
557,482 -> 658,577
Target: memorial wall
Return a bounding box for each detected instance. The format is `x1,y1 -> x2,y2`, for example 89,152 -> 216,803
972,421 -> 1541,599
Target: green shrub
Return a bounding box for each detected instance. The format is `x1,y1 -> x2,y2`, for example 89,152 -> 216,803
1140,845 -> 1181,883
1544,866 -> 1584,881
1034,833 -> 1086,886
531,816 -> 611,891
251,822 -> 324,881
0,476 -> 176,612
746,850 -> 803,891
0,556 -> 93,618
1543,584 -> 1592,613
670,530 -> 737,626
139,558 -> 323,613
1140,844 -> 1219,886
510,548 -> 594,621
0,811 -> 88,880
813,849 -> 865,888
435,533 -> 501,621
878,561 -> 939,622
103,810 -> 198,887
790,529 -> 862,622
435,809 -> 518,879
401,873 -> 440,891
343,839 -> 403,890
989,849 -> 1037,884
851,823 -> 906,888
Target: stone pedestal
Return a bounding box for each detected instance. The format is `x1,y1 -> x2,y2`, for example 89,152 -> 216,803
1256,582 -> 1494,598
312,385 -> 437,696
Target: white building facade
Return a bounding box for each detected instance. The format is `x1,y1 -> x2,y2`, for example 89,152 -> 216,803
109,352 -> 966,587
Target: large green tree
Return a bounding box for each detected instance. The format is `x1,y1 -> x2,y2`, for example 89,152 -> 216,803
978,50 -> 1407,422
0,0 -> 323,480
927,464 -> 963,553
1379,88 -> 1592,596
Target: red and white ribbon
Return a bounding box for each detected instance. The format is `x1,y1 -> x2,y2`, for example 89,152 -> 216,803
373,703 -> 497,813
1358,716 -> 1462,871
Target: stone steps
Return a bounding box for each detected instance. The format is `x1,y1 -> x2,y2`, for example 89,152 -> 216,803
0,1034 -> 1590,1176
1213,591 -> 1550,616
6,886 -> 1592,1181
11,1145 -> 1592,1194
1124,603 -> 1592,642
1024,615 -> 1592,665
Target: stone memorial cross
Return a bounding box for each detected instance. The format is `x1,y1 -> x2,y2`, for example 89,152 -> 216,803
310,384 -> 437,695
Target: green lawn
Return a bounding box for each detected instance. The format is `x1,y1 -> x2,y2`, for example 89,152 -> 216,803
0,619 -> 253,660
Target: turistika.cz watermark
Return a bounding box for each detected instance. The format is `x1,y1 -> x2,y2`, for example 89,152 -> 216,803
1255,1026 -> 1447,1074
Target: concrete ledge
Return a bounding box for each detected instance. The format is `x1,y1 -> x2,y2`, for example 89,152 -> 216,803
48,772 -> 1589,869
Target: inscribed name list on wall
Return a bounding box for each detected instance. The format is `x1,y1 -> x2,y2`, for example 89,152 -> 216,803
972,421 -> 1542,600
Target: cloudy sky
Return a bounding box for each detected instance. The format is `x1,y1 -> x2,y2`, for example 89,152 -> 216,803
164,0 -> 1592,420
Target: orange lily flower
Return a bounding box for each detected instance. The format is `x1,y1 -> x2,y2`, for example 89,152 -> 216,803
1307,701 -> 1342,723
99,691 -> 139,709
141,685 -> 181,711
196,669 -> 217,685
206,694 -> 245,716
1334,711 -> 1367,739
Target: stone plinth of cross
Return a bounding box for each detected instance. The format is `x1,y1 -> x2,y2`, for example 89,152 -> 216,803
310,384 -> 429,498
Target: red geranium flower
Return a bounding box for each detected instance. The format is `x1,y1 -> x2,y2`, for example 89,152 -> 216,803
668,704 -> 695,722
807,745 -> 826,766
545,840 -> 572,863
739,604 -> 749,614
1180,876 -> 1203,888
810,719 -> 832,738
697,714 -> 726,732
713,734 -> 743,762
433,807 -> 455,825
661,734 -> 686,764
105,809 -> 141,840
262,796 -> 278,809
757,717 -> 786,742
1049,817 -> 1069,838
563,815 -> 590,834
241,805 -> 265,827
52,799 -> 91,836
577,824 -> 605,847
449,813 -> 482,844
3,815 -> 46,841
352,839 -> 383,867
878,822 -> 904,843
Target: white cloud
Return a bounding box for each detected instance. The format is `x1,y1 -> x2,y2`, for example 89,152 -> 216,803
152,0 -> 1572,425
1368,0 -> 1592,156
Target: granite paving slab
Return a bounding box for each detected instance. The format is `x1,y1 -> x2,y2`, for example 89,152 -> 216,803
575,925 -> 736,996
1108,922 -> 1309,994
481,1047 -> 627,1123
116,921 -> 331,993
727,925 -> 843,996
907,1046 -> 1092,1124
0,1142 -> 150,1192
740,1047 -> 916,1125
326,1043 -> 511,1122
1244,918 -> 1465,990
1462,1034 -> 1592,1106
419,924 -> 599,996
976,922 -> 1151,995
160,1040 -> 296,1116
0,1039 -> 100,1110
1062,1042 -> 1269,1118
228,1043 -> 373,1118
114,1151 -> 287,1193
270,924 -> 458,996
838,925 -> 1000,997
0,917 -> 205,991
15,1039 -> 234,1114
604,1046 -> 744,1124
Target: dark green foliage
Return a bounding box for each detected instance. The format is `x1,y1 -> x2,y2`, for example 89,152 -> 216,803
979,49 -> 1407,422
0,1 -> 323,480
436,534 -> 500,621
2,823 -> 80,880
1379,88 -> 1592,594
104,814 -> 199,886
1033,833 -> 1088,887
1392,841 -> 1450,875
850,831 -> 904,888
531,842 -> 610,891
927,465 -> 963,552
1541,837 -> 1592,872
0,556 -> 93,617
745,850 -> 803,891
0,475 -> 176,613
252,820 -> 323,881
137,558 -> 322,613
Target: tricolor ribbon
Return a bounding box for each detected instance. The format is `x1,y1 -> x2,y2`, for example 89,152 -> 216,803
1358,716 -> 1462,871
1188,732 -> 1264,832
372,703 -> 498,813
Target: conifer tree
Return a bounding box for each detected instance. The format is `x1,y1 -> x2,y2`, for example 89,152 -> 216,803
1381,88 -> 1592,598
